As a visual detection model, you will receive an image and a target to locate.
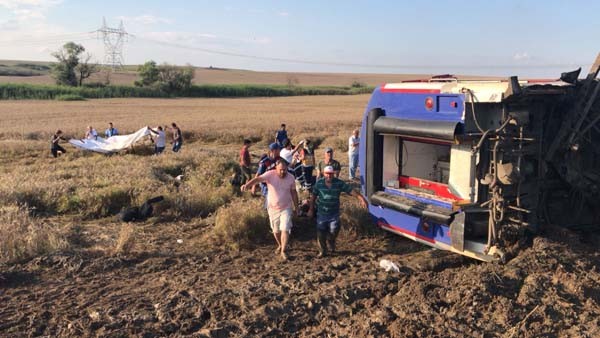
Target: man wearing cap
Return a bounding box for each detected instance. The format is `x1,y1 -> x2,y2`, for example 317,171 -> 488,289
308,165 -> 367,257
254,142 -> 282,201
241,159 -> 299,260
316,147 -> 341,179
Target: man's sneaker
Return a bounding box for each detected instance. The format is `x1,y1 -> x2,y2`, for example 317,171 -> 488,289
317,251 -> 326,258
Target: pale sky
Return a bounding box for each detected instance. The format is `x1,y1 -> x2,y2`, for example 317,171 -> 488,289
0,0 -> 598,77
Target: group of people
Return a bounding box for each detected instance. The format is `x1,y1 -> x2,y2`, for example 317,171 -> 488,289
240,123 -> 367,260
50,122 -> 184,157
148,123 -> 183,154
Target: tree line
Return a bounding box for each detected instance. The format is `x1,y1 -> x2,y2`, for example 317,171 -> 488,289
51,42 -> 194,93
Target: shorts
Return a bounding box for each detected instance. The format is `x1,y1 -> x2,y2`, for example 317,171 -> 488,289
268,207 -> 293,233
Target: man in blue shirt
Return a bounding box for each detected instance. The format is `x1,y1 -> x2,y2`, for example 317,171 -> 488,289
105,122 -> 118,138
308,166 -> 367,257
255,143 -> 282,205
274,124 -> 288,148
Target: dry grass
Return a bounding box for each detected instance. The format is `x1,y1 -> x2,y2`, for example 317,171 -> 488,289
0,204 -> 68,263
0,68 -> 433,87
0,96 -> 368,145
212,198 -> 270,250
113,223 -> 135,255
0,95 -> 369,261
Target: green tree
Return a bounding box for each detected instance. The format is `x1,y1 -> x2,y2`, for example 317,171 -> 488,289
135,60 -> 159,87
51,42 -> 98,86
157,64 -> 194,93
76,53 -> 99,86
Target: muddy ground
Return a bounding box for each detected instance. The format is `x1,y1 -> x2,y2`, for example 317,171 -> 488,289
1,214 -> 600,338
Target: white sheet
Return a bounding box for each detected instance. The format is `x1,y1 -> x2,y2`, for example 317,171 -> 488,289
69,127 -> 151,154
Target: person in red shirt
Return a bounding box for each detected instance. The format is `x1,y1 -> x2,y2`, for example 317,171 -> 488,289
239,139 -> 252,184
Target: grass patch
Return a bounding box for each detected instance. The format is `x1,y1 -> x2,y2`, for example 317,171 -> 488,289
0,83 -> 374,100
212,198 -> 270,250
113,223 -> 135,255
340,200 -> 380,238
55,94 -> 86,101
0,204 -> 68,264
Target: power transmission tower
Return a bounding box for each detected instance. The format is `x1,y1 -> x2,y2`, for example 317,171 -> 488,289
97,17 -> 130,69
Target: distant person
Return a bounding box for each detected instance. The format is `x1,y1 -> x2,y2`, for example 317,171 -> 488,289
148,126 -> 166,154
348,129 -> 360,180
239,139 -> 253,185
170,122 -> 183,152
85,126 -> 98,140
280,138 -> 304,166
50,129 -> 67,158
308,166 -> 367,257
297,139 -> 315,190
275,124 -> 288,147
316,147 -> 341,179
241,159 -> 299,261
105,122 -> 118,138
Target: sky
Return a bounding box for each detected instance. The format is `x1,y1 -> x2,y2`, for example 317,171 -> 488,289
0,0 -> 599,77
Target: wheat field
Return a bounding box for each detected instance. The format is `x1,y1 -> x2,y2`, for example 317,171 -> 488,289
0,95 -> 370,262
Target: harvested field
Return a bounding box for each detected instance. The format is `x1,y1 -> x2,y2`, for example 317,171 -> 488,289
0,69 -> 425,87
1,96 -> 599,337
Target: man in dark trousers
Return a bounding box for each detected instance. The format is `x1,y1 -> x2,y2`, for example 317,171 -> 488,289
51,129 -> 67,158
170,122 -> 183,152
239,139 -> 253,185
308,166 -> 367,257
274,123 -> 288,148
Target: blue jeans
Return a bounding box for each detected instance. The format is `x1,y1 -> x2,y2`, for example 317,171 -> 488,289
317,213 -> 340,234
172,141 -> 182,152
349,153 -> 359,179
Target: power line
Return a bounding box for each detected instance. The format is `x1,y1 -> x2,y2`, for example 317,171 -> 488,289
135,36 -> 590,71
96,17 -> 133,69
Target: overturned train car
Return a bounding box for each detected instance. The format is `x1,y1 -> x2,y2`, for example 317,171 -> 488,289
360,56 -> 600,262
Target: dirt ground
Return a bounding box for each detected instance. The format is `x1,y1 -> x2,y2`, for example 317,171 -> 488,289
1,215 -> 600,337
1,96 -> 600,337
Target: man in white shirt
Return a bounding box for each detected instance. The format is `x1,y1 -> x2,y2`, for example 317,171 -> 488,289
85,126 -> 98,140
149,126 -> 166,154
279,139 -> 304,166
348,129 -> 360,180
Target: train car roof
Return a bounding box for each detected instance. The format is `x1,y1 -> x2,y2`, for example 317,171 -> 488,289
380,78 -> 573,103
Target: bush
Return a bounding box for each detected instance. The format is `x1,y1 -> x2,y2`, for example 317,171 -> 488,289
213,198 -> 270,250
0,83 -> 374,100
0,204 -> 68,264
55,94 -> 86,101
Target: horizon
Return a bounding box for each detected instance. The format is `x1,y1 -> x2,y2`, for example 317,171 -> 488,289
1,1 -> 598,78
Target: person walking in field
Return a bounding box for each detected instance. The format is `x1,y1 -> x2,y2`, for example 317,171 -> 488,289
104,122 -> 118,138
50,129 -> 67,158
297,139 -> 316,190
170,123 -> 183,152
348,129 -> 360,180
275,123 -> 288,148
316,147 -> 341,179
85,126 -> 98,140
308,166 -> 367,257
241,159 -> 299,261
239,139 -> 253,185
148,126 -> 166,154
